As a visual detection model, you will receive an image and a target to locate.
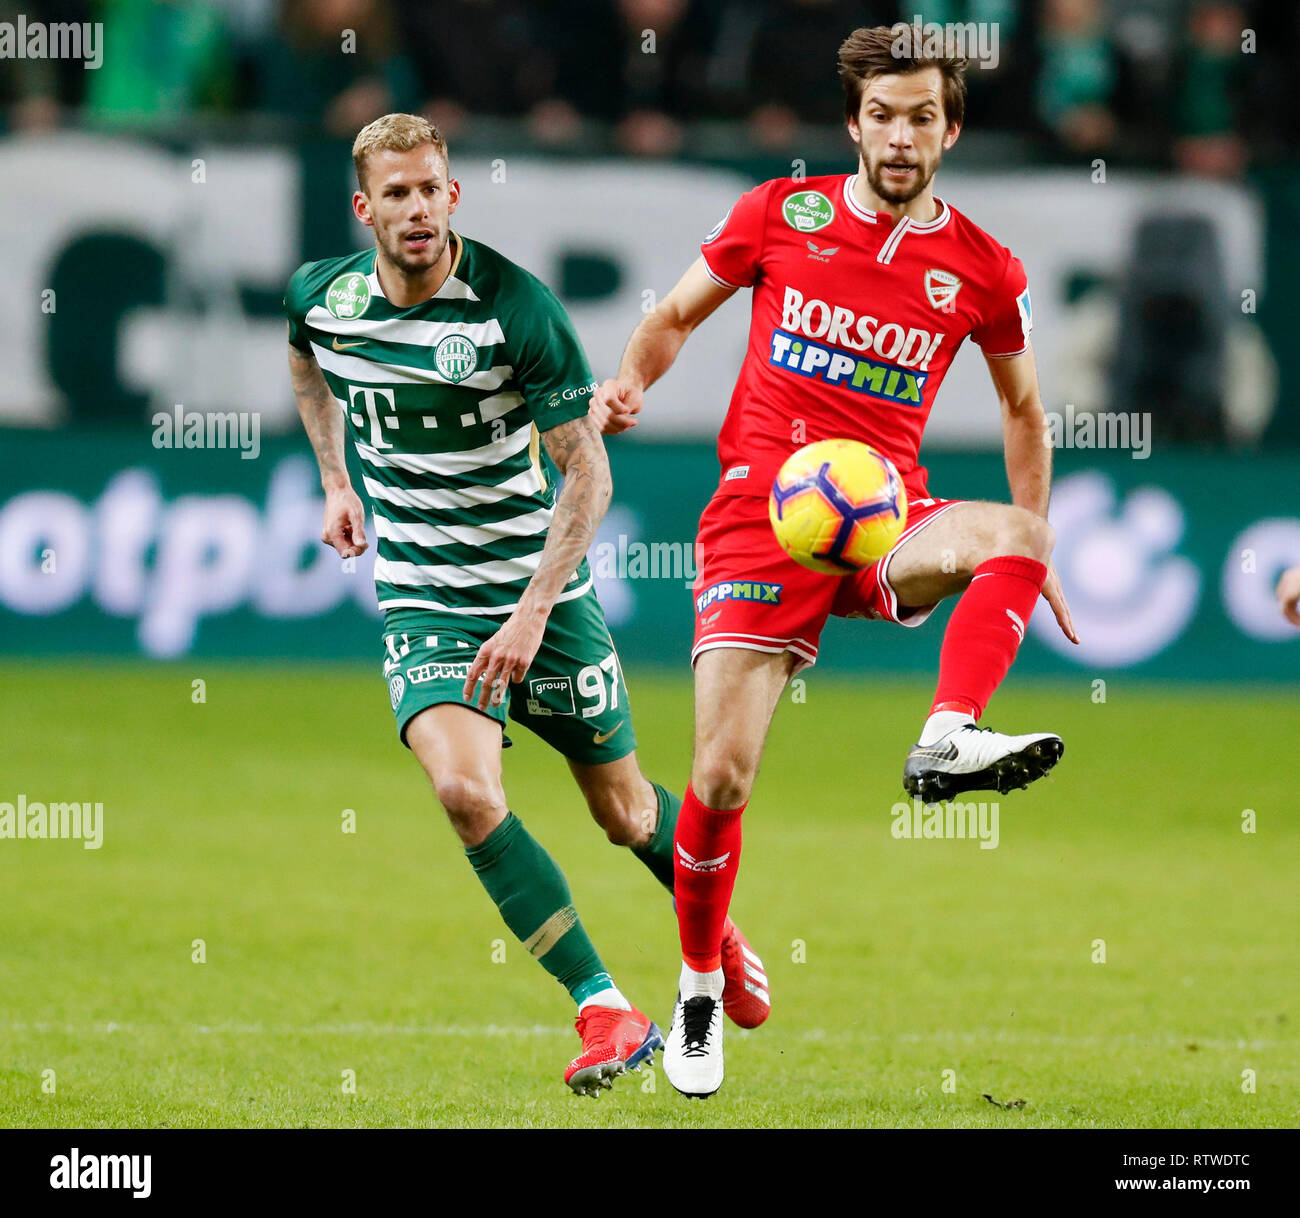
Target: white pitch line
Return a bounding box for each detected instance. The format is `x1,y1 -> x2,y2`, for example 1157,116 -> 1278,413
2,1021 -> 1290,1051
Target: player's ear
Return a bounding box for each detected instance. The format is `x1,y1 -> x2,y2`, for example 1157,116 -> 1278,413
446,178 -> 461,215
942,122 -> 961,152
352,190 -> 374,228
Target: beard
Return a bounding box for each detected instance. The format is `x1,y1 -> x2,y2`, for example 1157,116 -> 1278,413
862,146 -> 940,205
379,228 -> 447,276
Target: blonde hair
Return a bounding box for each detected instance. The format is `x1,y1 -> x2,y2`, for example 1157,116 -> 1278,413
352,113 -> 448,192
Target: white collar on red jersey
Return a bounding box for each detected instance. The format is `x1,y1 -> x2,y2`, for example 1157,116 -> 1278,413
842,174 -> 952,234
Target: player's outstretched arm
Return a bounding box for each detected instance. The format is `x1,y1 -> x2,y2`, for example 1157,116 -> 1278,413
985,344 -> 1078,644
590,256 -> 736,435
288,341 -> 368,558
462,414 -> 612,709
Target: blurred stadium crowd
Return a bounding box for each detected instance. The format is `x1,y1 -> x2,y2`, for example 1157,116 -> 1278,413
2,0 -> 1297,171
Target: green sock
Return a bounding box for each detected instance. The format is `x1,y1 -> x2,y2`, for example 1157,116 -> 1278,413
465,812 -> 613,1005
632,782 -> 681,895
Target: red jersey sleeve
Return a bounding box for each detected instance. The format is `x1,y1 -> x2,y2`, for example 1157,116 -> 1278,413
971,253 -> 1033,357
699,181 -> 772,289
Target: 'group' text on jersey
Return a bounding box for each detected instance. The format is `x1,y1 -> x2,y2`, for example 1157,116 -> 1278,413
284,235 -> 597,615
700,173 -> 1033,502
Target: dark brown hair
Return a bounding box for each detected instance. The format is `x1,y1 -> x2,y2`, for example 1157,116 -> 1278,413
838,24 -> 968,127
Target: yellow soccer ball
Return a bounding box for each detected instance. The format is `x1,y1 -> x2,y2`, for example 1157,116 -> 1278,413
768,439 -> 908,574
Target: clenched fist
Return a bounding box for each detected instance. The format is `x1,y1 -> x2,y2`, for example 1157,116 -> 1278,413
588,378 -> 643,435
322,486 -> 368,558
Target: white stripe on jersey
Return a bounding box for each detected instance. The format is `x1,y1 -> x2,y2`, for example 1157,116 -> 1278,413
311,341 -> 513,392
474,390 -> 525,424
375,550 -> 543,589
373,504 -> 552,549
362,467 -> 544,511
356,423 -> 532,475
304,306 -> 504,349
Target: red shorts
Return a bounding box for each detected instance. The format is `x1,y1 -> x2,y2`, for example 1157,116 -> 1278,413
691,491 -> 964,671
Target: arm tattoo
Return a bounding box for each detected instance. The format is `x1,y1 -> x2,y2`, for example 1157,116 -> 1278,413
288,342 -> 350,489
521,415 -> 613,612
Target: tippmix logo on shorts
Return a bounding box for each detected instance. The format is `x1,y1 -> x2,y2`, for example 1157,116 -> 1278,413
408,661 -> 473,684
695,580 -> 783,615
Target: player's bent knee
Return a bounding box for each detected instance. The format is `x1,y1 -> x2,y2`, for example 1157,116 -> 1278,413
691,756 -> 754,812
593,801 -> 644,847
583,785 -> 651,848
994,507 -> 1054,562
432,771 -> 504,822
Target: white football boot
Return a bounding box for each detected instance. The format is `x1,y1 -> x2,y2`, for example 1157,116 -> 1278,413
903,722 -> 1063,802
663,972 -> 726,1099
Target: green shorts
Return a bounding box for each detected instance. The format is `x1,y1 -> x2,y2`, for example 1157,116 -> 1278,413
381,589 -> 637,766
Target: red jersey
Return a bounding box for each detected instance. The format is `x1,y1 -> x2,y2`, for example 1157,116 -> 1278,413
700,172 -> 1032,503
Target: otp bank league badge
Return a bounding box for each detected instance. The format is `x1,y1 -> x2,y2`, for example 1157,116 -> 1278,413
326,272 -> 371,320
783,191 -> 834,233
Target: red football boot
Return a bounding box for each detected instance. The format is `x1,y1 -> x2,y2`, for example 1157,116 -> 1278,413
720,917 -> 771,1028
564,1005 -> 664,1096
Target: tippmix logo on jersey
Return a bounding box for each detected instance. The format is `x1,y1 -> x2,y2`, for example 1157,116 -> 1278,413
434,333 -> 479,383
782,190 -> 835,233
770,331 -> 928,405
768,286 -> 943,406
326,272 -> 371,320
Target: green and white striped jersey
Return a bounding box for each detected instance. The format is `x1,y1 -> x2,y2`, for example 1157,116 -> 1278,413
285,235 -> 598,615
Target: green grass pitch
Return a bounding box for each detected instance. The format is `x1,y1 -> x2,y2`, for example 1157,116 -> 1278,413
1,661 -> 1296,1128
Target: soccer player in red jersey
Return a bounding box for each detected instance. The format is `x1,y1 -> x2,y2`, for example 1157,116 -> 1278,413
590,25 -> 1080,1096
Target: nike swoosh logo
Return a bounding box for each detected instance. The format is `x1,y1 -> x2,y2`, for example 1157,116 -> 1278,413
592,722 -> 624,745
333,338 -> 366,351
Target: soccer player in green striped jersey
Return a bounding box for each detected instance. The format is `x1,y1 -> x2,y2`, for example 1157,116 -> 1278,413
285,115 -> 769,1095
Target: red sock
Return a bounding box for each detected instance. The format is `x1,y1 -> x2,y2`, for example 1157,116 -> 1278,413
673,782 -> 746,972
930,555 -> 1047,719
